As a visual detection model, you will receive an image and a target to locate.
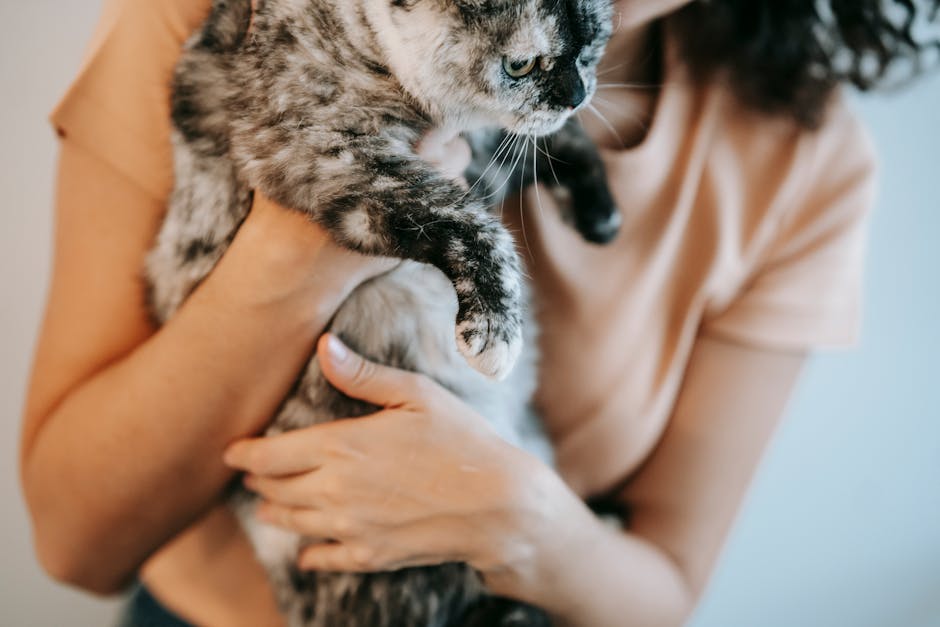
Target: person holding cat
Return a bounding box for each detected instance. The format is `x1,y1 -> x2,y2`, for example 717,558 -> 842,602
20,0 -> 936,626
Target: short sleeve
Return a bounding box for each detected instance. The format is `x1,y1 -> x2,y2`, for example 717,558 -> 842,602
50,0 -> 211,200
701,100 -> 878,351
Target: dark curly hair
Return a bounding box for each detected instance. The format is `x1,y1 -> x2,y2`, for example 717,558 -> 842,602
673,0 -> 940,127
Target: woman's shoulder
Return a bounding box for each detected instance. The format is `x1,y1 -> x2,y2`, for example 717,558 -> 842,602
691,81 -> 878,350
100,0 -> 211,46
51,0 -> 212,199
705,80 -> 877,205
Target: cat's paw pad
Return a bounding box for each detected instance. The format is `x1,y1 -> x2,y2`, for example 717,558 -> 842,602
456,317 -> 522,381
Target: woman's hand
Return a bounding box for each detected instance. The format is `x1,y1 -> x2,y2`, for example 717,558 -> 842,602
223,334 -> 566,592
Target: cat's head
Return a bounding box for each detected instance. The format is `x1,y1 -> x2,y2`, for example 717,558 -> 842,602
367,0 -> 613,135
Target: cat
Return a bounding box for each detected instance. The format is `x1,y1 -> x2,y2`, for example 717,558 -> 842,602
145,0 -> 617,625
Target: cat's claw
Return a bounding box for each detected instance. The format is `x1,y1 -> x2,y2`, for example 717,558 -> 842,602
456,317 -> 523,381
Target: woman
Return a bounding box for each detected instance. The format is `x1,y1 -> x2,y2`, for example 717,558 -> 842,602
20,1 -> 936,626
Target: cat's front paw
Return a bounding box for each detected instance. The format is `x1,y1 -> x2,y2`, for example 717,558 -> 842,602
456,313 -> 523,381
552,184 -> 621,245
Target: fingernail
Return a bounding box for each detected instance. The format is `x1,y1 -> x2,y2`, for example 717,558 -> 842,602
327,335 -> 350,364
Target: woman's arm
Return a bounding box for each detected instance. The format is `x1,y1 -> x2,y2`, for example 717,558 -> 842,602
223,334 -> 804,627
19,141 -> 391,594
508,336 -> 806,627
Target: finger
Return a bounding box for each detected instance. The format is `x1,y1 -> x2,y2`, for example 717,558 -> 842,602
224,430 -> 326,476
318,334 -> 427,408
256,502 -> 338,540
297,540 -> 449,574
296,541 -> 383,574
244,473 -> 322,509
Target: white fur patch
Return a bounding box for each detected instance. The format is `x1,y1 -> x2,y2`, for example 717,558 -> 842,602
342,207 -> 380,248
242,514 -> 303,572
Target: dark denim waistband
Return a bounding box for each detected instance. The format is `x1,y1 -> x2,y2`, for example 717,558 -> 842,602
117,585 -> 194,627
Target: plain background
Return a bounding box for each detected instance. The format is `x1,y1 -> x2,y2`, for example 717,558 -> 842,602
1,1 -> 937,626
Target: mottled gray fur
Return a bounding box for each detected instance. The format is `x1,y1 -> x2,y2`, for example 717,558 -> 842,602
145,0 -> 615,625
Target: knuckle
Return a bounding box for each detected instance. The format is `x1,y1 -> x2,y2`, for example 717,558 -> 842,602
319,474 -> 344,501
350,545 -> 375,570
331,515 -> 358,537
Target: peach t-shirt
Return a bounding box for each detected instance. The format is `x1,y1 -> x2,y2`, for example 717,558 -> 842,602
52,0 -> 875,498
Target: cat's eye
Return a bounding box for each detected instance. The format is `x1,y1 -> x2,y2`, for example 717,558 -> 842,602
502,57 -> 538,79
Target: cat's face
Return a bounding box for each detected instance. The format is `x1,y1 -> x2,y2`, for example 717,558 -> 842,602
370,0 -> 613,135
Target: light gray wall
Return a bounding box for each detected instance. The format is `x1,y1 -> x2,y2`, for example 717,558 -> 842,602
1,2 -> 937,626
1,2 -> 122,626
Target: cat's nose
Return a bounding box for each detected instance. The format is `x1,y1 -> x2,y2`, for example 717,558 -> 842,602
566,80 -> 587,109
554,65 -> 586,110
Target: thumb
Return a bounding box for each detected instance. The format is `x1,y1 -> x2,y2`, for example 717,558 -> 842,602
318,334 -> 420,408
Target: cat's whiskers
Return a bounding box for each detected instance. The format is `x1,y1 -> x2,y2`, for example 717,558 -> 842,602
596,60 -> 630,78
404,214 -> 452,241
516,139 -> 534,261
530,137 -> 547,223
592,95 -> 651,136
460,131 -> 515,202
495,134 -> 524,217
478,133 -> 527,206
586,102 -> 627,149
541,138 -> 562,188
532,138 -> 568,167
596,82 -> 662,91
473,135 -> 518,208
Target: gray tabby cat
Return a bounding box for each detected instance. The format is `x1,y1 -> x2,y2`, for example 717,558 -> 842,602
145,0 -> 616,625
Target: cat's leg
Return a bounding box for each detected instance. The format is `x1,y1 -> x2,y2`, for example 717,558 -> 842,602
249,147 -> 524,380
333,177 -> 522,379
536,119 -> 621,244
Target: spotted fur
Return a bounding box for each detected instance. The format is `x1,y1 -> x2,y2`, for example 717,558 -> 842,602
146,1 -> 614,625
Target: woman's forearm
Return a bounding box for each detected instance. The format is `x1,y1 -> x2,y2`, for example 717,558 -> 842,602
489,464 -> 693,627
544,509 -> 692,627
21,203 -> 380,594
